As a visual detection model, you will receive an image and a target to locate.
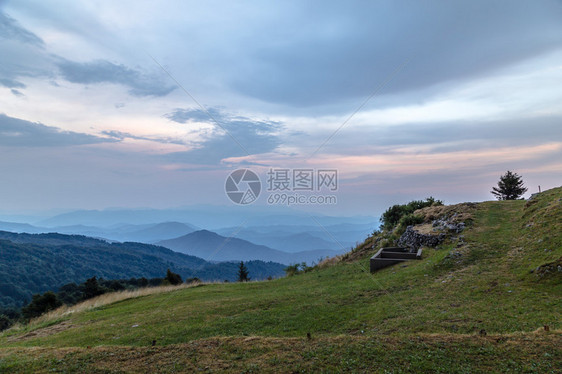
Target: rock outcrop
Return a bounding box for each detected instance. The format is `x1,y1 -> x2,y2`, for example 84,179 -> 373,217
398,212 -> 468,250
431,217 -> 465,233
398,226 -> 445,250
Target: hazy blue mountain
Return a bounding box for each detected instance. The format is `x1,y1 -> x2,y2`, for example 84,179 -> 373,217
216,222 -> 378,251
0,221 -> 198,244
157,230 -> 342,264
118,222 -> 197,243
84,222 -> 199,243
0,231 -> 285,308
36,207 -> 377,231
0,210 -> 377,250
52,225 -> 141,240
0,221 -> 45,234
0,231 -> 111,247
215,228 -> 344,253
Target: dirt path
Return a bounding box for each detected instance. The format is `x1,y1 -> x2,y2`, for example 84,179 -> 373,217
7,320 -> 73,343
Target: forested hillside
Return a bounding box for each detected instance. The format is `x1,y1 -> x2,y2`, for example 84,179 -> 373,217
0,232 -> 285,308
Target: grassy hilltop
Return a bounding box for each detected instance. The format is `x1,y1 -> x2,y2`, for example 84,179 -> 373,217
1,188 -> 561,373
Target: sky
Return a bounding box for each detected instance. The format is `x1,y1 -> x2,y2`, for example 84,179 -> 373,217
1,0 -> 561,218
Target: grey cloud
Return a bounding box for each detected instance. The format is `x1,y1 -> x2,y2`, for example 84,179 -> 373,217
1,11 -> 176,98
164,107 -> 226,123
315,115 -> 562,157
0,12 -> 53,92
0,78 -> 26,89
102,130 -> 142,141
10,88 -> 23,96
0,114 -> 117,147
226,1 -> 562,108
102,130 -> 186,145
164,108 -> 282,164
56,59 -> 176,97
388,117 -> 561,149
0,12 -> 43,46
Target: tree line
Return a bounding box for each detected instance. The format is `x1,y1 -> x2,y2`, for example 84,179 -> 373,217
0,269 -> 199,331
0,263 -> 258,331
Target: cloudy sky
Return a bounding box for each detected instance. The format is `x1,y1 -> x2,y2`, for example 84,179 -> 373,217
1,0 -> 561,217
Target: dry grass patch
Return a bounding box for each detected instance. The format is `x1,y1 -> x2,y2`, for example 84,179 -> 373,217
8,283 -> 204,333
317,255 -> 343,268
415,202 -> 477,223
340,236 -> 380,263
411,223 -> 436,235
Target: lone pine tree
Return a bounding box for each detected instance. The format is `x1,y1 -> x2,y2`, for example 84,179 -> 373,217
237,261 -> 250,282
491,170 -> 528,200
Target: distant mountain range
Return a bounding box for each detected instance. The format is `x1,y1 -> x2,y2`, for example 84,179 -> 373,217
157,230 -> 343,264
23,206 -> 377,231
113,222 -> 197,243
0,231 -> 285,309
216,228 -> 336,252
0,208 -> 377,273
215,223 -> 376,251
0,220 -> 197,244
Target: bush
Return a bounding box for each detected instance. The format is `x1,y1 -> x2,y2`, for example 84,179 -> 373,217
105,280 -> 126,292
380,197 -> 442,231
0,314 -> 13,331
399,213 -> 424,226
397,214 -> 424,234
81,276 -> 106,300
57,282 -> 81,305
21,291 -> 62,320
284,264 -> 300,277
380,204 -> 410,231
165,269 -> 183,285
284,262 -> 313,277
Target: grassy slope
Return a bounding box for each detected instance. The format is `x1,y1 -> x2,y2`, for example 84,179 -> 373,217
1,188 -> 561,373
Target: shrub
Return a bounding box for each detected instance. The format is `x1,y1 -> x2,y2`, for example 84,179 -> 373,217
397,214 -> 424,234
380,197 -> 442,231
284,264 -> 300,277
21,291 -> 62,320
0,314 -> 13,331
185,277 -> 200,284
106,280 -> 126,292
81,276 -> 106,300
164,269 -> 183,285
399,213 -> 424,227
284,262 -> 313,277
380,204 -> 410,231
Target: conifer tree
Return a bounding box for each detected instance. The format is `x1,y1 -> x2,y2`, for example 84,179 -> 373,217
237,261 -> 250,282
491,171 -> 528,200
